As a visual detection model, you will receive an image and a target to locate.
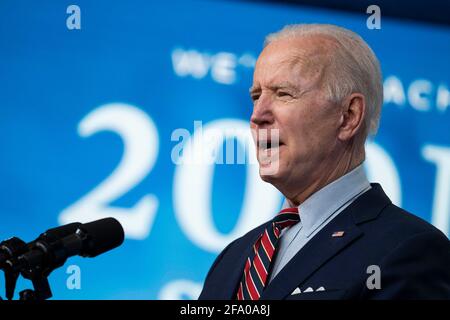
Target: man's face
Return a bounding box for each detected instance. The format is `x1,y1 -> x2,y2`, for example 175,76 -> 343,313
250,36 -> 343,198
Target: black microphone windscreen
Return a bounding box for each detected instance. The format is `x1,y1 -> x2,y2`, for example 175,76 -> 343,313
79,218 -> 124,257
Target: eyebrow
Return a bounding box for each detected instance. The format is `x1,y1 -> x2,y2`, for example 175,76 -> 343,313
249,86 -> 259,95
249,81 -> 298,94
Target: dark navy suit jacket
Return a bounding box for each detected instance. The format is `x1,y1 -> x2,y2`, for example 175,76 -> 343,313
199,184 -> 450,300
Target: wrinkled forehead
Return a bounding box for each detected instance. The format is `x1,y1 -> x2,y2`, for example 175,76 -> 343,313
253,35 -> 336,88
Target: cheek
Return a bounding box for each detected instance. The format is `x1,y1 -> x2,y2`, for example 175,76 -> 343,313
285,109 -> 318,143
285,106 -> 338,157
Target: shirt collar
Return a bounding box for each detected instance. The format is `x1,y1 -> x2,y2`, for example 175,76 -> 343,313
284,163 -> 370,237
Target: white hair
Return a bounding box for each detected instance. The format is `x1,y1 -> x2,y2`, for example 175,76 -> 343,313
265,24 -> 383,137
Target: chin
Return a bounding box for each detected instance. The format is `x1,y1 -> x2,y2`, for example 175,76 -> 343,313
258,162 -> 285,182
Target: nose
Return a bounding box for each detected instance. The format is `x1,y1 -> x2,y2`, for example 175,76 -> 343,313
250,95 -> 274,128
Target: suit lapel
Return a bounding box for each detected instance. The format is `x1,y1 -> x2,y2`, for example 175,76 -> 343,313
260,209 -> 362,299
260,183 -> 391,299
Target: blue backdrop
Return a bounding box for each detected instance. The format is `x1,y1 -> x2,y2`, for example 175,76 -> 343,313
0,0 -> 449,299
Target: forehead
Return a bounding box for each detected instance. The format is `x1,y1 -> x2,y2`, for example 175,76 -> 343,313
253,35 -> 335,87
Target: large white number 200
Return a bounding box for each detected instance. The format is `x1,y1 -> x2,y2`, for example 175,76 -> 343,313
58,103 -> 406,247
59,103 -> 159,240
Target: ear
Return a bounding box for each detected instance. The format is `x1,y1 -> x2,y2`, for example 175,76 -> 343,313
338,93 -> 366,141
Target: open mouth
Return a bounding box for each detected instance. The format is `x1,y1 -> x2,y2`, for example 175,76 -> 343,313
257,139 -> 284,170
258,140 -> 284,150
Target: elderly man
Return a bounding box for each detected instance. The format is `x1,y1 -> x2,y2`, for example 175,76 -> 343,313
199,24 -> 450,300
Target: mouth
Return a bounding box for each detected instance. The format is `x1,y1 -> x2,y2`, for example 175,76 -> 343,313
257,140 -> 285,150
256,138 -> 284,174
257,138 -> 285,166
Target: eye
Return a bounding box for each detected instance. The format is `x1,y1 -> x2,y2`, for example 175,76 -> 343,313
251,94 -> 260,102
277,91 -> 292,98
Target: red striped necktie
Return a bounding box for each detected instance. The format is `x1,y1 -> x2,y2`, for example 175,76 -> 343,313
236,207 -> 300,300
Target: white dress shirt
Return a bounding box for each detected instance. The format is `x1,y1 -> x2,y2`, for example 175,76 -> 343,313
269,163 -> 371,282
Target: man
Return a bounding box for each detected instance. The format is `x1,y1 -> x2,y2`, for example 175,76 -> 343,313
199,24 -> 450,300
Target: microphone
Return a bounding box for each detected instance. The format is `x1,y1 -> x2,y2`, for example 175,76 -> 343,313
0,222 -> 82,270
9,218 -> 124,275
1,218 -> 124,300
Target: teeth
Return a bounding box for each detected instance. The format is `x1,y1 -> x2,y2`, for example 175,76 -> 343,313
259,142 -> 280,149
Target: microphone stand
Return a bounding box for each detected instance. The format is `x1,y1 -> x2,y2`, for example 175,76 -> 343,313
1,237 -> 27,300
3,263 -> 20,300
19,277 -> 52,300
3,259 -> 52,300
1,237 -> 54,300
3,257 -> 53,300
8,251 -> 55,300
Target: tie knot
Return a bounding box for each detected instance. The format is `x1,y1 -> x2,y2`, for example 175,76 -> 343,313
273,207 -> 300,230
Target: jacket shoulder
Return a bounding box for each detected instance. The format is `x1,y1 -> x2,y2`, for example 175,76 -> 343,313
374,203 -> 448,240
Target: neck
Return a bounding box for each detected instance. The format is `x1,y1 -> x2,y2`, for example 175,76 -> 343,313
287,142 -> 365,207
